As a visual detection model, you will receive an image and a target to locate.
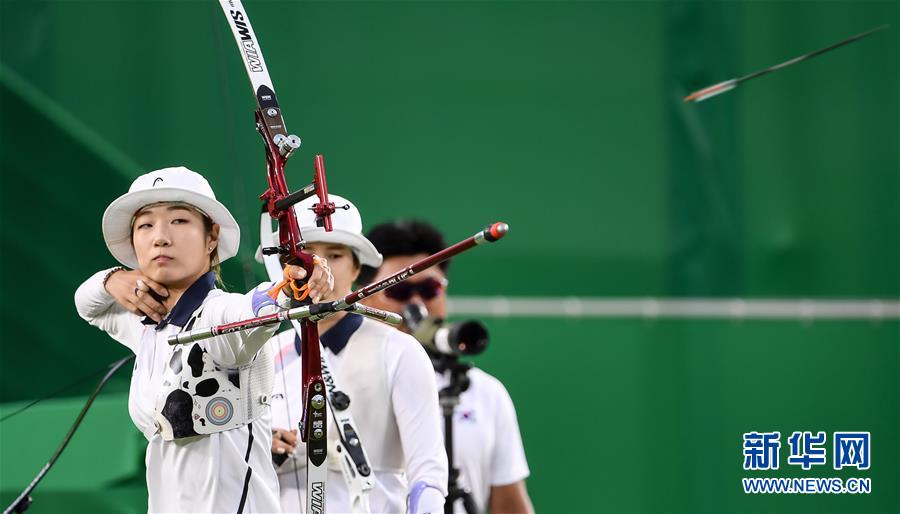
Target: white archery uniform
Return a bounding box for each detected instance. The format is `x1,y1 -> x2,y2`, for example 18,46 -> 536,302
271,313 -> 448,513
76,269 -> 283,513
438,368 -> 530,514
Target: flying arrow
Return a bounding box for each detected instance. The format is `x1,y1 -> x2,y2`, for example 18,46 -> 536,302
684,25 -> 889,103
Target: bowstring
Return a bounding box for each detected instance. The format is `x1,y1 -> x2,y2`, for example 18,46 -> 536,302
210,1 -> 309,508
209,0 -> 257,293
280,329 -> 306,509
0,357 -> 129,423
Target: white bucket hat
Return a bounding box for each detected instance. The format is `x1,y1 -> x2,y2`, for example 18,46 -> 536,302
102,166 -> 240,269
256,193 -> 382,267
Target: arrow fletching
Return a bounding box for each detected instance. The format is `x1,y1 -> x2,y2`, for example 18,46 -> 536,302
684,79 -> 737,103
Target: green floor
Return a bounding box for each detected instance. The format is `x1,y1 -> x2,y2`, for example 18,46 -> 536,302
2,318 -> 897,513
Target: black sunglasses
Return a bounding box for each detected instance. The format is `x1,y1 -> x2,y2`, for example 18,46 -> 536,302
384,277 -> 447,301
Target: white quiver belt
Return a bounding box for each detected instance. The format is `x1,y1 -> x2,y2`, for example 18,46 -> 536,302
153,304 -> 274,441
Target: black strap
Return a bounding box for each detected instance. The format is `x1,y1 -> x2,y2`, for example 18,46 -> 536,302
236,422 -> 254,514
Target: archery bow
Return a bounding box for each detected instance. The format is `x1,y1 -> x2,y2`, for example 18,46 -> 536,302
2,355 -> 134,514
684,25 -> 888,103
217,1 -> 334,511
212,3 -> 509,512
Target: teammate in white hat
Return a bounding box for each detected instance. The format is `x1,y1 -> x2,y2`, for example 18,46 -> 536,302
74,166 -> 333,513
267,194 -> 449,514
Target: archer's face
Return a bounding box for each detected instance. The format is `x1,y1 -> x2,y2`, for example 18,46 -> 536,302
364,254 -> 448,327
132,205 -> 217,289
302,242 -> 359,300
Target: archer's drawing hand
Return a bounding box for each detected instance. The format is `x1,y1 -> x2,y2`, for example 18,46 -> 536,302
105,269 -> 169,322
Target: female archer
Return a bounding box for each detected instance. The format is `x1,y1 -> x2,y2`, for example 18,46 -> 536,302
267,194 -> 448,514
75,166 -> 332,513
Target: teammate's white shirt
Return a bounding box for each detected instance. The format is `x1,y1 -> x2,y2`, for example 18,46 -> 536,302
75,268 -> 282,513
437,367 -> 530,514
271,313 -> 448,513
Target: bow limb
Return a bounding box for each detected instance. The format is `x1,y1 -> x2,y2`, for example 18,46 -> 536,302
3,355 -> 134,514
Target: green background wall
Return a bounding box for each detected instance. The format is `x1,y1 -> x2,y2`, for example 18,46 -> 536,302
1,0 -> 897,512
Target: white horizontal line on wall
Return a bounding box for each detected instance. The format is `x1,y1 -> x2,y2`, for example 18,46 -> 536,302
447,297 -> 900,320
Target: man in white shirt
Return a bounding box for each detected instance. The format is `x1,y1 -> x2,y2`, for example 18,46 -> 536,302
360,220 -> 534,514
267,196 -> 448,514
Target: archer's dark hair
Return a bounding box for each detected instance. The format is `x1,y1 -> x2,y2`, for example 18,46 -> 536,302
359,219 -> 449,284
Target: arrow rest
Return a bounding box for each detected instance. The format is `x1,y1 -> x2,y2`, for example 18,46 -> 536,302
260,243 -> 305,257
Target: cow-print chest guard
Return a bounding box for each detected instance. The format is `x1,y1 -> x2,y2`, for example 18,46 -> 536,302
152,307 -> 274,440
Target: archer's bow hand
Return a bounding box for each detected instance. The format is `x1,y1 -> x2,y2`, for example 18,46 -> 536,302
269,259 -> 334,305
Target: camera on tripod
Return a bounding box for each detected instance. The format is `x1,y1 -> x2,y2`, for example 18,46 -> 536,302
401,304 -> 489,357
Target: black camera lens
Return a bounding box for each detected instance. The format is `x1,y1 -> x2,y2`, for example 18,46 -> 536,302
439,321 -> 489,356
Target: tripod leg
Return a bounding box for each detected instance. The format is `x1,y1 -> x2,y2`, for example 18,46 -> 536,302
461,491 -> 477,514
